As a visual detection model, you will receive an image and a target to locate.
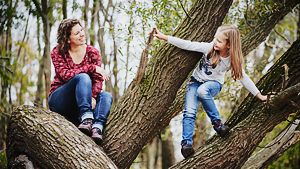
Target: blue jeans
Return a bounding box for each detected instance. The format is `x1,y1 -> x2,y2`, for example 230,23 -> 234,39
182,77 -> 222,145
48,73 -> 113,131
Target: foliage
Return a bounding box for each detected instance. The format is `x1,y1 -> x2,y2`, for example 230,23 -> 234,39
0,150 -> 7,169
0,0 -> 299,168
0,0 -> 24,34
268,142 -> 300,169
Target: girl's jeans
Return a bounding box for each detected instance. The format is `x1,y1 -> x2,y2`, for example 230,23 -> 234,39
48,73 -> 113,131
182,77 -> 222,145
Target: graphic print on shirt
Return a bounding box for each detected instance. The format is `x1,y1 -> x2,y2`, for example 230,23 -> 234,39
199,56 -> 214,75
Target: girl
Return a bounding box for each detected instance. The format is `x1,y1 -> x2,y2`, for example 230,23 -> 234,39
48,19 -> 112,145
153,25 -> 267,158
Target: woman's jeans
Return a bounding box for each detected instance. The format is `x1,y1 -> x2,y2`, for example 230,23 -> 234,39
182,77 -> 222,145
48,73 -> 113,131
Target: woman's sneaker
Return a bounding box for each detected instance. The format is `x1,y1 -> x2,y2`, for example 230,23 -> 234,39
78,118 -> 93,136
213,120 -> 229,137
91,128 -> 103,145
181,140 -> 195,158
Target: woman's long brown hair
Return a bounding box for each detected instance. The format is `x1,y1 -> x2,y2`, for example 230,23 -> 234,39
57,19 -> 82,56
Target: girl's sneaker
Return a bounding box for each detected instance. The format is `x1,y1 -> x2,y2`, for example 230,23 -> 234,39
181,140 -> 195,158
213,120 -> 229,137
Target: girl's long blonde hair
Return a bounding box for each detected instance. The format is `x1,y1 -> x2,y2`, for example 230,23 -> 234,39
208,24 -> 244,80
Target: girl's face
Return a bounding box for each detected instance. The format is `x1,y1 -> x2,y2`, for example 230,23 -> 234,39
69,24 -> 86,46
213,31 -> 229,52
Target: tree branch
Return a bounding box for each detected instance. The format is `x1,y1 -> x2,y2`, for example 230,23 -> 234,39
7,106 -> 118,169
31,0 -> 47,22
242,120 -> 300,168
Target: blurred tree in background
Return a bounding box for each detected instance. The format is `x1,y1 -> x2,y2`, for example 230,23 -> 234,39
0,0 -> 299,168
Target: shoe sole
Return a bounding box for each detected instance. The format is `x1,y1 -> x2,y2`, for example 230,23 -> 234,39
78,127 -> 92,136
92,137 -> 103,145
219,129 -> 230,137
181,147 -> 195,158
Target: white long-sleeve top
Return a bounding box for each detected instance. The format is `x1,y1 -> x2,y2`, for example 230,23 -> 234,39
168,36 -> 260,96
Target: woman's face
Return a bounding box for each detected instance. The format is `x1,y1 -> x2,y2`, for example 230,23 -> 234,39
213,31 -> 229,52
69,24 -> 86,46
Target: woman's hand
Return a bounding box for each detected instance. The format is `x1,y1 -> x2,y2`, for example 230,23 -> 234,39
153,28 -> 168,41
95,66 -> 110,81
92,97 -> 96,109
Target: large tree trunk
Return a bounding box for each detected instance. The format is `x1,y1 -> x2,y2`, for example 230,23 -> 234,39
6,1 -> 300,169
242,120 -> 300,169
170,39 -> 300,169
103,0 -> 233,168
7,105 -> 118,169
103,0 -> 300,168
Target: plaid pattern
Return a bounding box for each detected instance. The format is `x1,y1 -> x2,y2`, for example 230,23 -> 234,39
49,45 -> 103,98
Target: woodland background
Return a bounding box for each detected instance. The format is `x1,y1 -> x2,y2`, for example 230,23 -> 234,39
0,0 -> 300,168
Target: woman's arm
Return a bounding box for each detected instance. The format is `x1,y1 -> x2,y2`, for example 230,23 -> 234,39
89,47 -> 111,99
153,28 -> 213,54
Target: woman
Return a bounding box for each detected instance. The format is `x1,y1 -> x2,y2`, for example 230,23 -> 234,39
48,19 -> 112,145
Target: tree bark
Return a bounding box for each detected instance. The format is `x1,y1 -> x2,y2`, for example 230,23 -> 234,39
242,120 -> 300,169
7,105 -> 118,169
103,1 -> 300,168
6,1 -> 300,169
10,154 -> 35,169
103,0 -> 233,168
170,39 -> 300,169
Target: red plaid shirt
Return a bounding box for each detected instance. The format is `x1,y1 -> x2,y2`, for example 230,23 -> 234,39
49,45 -> 103,98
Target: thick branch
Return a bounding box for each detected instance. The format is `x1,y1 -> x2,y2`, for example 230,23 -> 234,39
242,120 -> 300,168
7,105 -> 118,169
104,0 -> 233,168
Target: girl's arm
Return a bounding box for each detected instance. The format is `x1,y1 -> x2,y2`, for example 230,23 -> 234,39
239,71 -> 267,102
153,28 -> 213,54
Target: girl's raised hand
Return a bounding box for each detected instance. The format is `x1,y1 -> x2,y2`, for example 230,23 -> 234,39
153,28 -> 168,41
